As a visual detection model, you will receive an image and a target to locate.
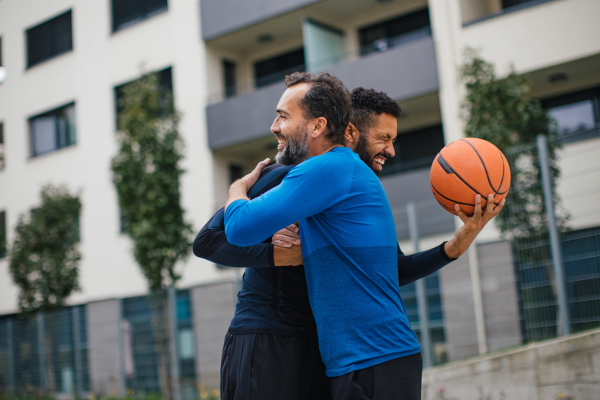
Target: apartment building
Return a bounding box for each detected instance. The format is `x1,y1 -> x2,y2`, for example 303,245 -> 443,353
0,0 -> 599,396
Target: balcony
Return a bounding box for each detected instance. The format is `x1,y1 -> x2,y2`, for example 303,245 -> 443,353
200,0 -> 323,41
206,35 -> 438,150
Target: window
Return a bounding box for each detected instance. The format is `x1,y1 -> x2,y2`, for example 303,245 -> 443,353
502,0 -> 539,9
229,164 -> 244,184
29,103 -> 76,157
359,8 -> 431,56
380,124 -> 445,177
112,0 -> 168,32
114,67 -> 173,128
26,10 -> 73,68
0,122 -> 4,170
223,60 -> 237,98
0,211 -> 6,258
542,86 -> 600,143
254,48 -> 305,89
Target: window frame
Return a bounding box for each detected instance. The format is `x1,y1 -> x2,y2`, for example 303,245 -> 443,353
28,102 -> 77,158
25,10 -> 73,69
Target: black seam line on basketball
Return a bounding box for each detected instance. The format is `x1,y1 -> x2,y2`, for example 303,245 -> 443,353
437,153 -> 455,174
437,153 -> 487,198
495,148 -> 507,196
431,183 -> 501,207
431,183 -> 475,207
459,139 -> 498,193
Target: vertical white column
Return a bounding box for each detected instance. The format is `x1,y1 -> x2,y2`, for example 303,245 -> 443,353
468,244 -> 488,354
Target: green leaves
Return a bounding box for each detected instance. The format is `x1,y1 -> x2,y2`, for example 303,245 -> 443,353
9,185 -> 81,313
111,72 -> 192,292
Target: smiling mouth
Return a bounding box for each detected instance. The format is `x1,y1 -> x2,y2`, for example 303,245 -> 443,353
276,135 -> 286,150
373,155 -> 387,168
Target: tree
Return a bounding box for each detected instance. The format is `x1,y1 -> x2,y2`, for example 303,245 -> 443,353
9,185 -> 81,313
460,48 -> 569,339
111,71 -> 192,292
111,71 -> 192,399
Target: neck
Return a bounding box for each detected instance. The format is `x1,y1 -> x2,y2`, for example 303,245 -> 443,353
307,139 -> 342,159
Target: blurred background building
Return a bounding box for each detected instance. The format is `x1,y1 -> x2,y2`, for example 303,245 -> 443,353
0,0 -> 599,398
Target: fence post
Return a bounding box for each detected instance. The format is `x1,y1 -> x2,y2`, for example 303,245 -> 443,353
407,202 -> 433,368
72,306 -> 83,398
37,312 -> 46,390
117,299 -> 126,397
8,318 -> 15,394
168,286 -> 182,400
467,244 -> 488,354
537,134 -> 571,335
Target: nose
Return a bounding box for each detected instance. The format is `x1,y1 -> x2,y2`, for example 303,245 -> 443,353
271,117 -> 280,134
385,142 -> 395,158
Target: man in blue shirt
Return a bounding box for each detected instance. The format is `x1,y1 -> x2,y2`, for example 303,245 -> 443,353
223,73 -> 504,400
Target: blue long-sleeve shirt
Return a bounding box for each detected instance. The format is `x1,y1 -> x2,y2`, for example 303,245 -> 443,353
225,147 -> 425,377
193,163 -> 454,338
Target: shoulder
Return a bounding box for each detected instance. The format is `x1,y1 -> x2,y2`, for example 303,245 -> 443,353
291,147 -> 356,175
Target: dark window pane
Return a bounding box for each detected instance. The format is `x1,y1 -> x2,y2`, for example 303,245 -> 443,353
30,103 -> 76,157
229,164 -> 244,184
502,0 -> 537,9
0,122 -> 4,170
542,86 -> 600,142
0,211 -> 6,257
254,48 -> 305,88
27,11 -> 73,67
380,124 -> 445,177
223,60 -> 237,98
112,0 -> 168,32
114,67 -> 173,129
359,8 -> 431,56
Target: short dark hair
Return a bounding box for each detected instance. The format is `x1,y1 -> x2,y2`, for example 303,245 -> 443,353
350,87 -> 402,134
285,71 -> 351,145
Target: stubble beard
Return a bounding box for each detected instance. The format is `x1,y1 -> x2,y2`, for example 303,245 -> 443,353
355,134 -> 381,176
275,125 -> 310,166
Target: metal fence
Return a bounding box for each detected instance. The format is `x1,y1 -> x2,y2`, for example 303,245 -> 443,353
394,127 -> 600,367
0,129 -> 599,398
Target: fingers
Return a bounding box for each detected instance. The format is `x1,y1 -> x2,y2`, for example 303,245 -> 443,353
493,198 -> 506,215
485,194 -> 494,214
473,194 -> 482,219
252,158 -> 270,175
273,240 -> 293,248
455,204 -> 469,224
273,231 -> 300,245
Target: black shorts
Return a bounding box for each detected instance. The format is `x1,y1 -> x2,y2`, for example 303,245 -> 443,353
329,352 -> 422,400
220,332 -> 331,400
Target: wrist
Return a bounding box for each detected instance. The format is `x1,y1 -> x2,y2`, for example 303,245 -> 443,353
444,239 -> 462,259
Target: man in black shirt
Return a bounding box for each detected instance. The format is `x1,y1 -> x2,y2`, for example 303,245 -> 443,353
193,86 -> 502,400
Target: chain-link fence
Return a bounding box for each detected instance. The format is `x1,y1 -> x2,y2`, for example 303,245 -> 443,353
393,127 -> 600,366
1,130 -> 599,399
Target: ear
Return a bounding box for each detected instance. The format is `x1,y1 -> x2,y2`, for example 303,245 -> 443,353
310,117 -> 328,138
344,123 -> 360,150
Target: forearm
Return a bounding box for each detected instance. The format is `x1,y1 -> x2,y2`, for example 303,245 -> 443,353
193,209 -> 274,268
225,180 -> 250,211
397,243 -> 456,286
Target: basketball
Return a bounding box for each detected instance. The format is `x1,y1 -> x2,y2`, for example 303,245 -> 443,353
430,138 -> 510,216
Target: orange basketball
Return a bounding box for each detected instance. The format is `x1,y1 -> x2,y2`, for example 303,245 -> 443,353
430,138 -> 510,216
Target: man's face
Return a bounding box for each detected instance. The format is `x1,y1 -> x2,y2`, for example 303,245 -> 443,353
271,83 -> 311,166
354,113 -> 397,176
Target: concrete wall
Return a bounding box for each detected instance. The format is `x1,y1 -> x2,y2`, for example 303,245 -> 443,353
439,241 -> 522,361
191,281 -> 237,389
87,299 -> 123,397
422,327 -> 600,400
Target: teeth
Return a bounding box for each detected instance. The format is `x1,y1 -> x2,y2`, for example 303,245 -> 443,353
375,158 -> 385,166
278,139 -> 285,144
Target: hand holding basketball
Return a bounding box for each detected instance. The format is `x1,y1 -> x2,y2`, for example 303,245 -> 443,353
444,193 -> 505,258
430,138 -> 510,216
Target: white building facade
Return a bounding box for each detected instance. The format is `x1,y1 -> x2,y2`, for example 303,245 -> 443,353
0,0 -> 599,396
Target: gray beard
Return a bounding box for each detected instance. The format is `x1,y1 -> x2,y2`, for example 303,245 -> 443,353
275,127 -> 309,166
